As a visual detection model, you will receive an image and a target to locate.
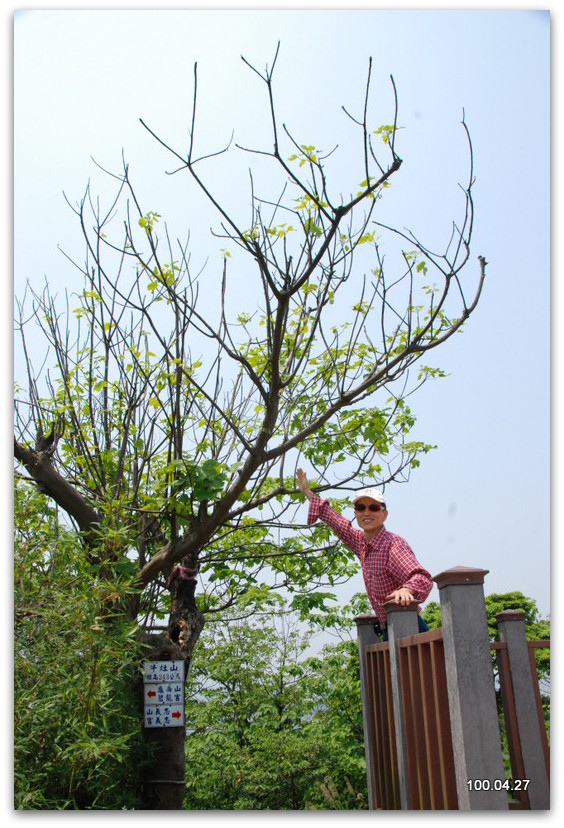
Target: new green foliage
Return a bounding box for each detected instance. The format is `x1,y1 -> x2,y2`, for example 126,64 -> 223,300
14,483 -> 150,810
183,599 -> 369,809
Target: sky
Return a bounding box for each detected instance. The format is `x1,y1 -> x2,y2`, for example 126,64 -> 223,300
10,3 -> 552,628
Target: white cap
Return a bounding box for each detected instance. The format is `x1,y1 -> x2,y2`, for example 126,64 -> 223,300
352,487 -> 386,505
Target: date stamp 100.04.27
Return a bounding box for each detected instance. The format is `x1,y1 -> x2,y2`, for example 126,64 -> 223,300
467,779 -> 530,793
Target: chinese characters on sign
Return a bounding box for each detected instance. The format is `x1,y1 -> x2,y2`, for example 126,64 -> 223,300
142,660 -> 185,728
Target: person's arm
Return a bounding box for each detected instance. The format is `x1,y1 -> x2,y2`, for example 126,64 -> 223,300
386,536 -> 433,605
296,468 -> 361,552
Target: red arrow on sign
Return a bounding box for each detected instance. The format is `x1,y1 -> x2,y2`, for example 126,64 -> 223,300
172,711 -> 182,719
147,690 -> 157,698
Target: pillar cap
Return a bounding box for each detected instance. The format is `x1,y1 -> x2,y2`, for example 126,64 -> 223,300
382,599 -> 420,614
496,609 -> 526,623
433,565 -> 489,589
353,613 -> 379,626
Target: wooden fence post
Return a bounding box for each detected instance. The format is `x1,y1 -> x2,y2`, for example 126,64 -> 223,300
383,601 -> 420,810
354,613 -> 382,810
434,566 -> 508,810
496,610 -> 550,809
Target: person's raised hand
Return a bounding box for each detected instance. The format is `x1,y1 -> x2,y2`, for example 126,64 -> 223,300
296,468 -> 312,499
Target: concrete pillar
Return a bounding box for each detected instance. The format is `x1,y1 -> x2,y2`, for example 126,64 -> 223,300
354,613 -> 382,810
496,610 -> 550,809
383,601 -> 420,810
434,566 -> 508,810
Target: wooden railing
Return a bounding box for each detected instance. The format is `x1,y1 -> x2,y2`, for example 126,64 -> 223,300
397,628 -> 458,809
355,566 -> 550,811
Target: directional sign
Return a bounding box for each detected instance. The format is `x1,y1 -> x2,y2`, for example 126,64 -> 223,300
144,703 -> 184,729
144,682 -> 184,705
142,660 -> 185,728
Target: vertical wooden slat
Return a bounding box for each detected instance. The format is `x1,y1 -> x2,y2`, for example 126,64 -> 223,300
417,640 -> 442,809
365,649 -> 382,806
428,638 -> 458,809
398,645 -> 417,807
370,649 -> 387,806
407,644 -> 429,808
382,647 -> 400,807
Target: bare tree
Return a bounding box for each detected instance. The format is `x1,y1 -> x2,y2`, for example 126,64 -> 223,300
14,47 -> 485,808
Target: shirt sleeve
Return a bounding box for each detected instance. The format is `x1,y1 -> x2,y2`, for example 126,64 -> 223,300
306,494 -> 362,555
387,535 -> 433,602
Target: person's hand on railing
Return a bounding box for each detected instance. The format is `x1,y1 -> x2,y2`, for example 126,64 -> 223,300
385,587 -> 415,606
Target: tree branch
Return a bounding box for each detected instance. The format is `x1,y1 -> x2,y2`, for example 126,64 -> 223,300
14,438 -> 101,538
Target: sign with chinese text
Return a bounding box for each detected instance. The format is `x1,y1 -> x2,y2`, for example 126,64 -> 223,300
142,660 -> 185,728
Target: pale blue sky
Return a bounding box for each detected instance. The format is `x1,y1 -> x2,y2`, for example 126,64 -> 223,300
12,5 -> 552,618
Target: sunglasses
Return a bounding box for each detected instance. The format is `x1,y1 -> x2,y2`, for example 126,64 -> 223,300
354,503 -> 385,512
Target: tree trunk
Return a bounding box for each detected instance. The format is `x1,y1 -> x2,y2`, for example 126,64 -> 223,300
141,565 -> 204,809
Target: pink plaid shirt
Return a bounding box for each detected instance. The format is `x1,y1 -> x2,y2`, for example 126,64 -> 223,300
307,495 -> 433,623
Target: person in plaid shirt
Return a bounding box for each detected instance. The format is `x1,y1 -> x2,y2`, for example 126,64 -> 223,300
296,468 -> 432,634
